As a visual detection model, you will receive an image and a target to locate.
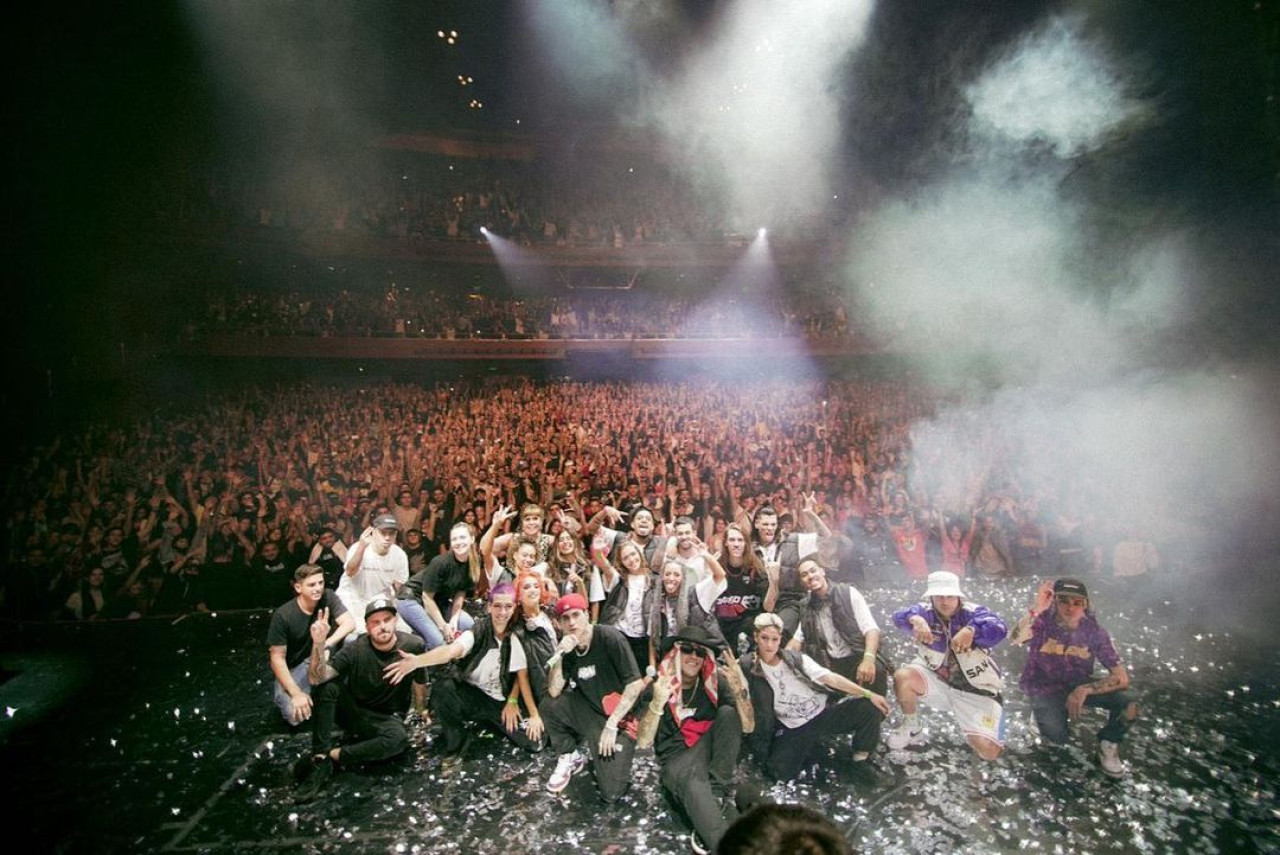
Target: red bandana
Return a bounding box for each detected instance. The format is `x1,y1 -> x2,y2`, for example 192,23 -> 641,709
659,645 -> 719,747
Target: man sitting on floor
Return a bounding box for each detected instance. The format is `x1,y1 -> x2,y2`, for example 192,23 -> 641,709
293,598 -> 426,801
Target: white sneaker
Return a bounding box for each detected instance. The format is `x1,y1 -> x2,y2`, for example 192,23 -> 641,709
546,750 -> 587,793
1098,740 -> 1125,777
886,725 -> 925,751
689,832 -> 709,855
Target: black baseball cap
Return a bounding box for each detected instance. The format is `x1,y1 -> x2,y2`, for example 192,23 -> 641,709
1053,578 -> 1089,599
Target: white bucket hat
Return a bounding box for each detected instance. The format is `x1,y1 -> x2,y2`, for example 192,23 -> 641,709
923,571 -> 964,599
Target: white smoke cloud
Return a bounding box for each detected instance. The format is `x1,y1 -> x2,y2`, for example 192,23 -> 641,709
844,13 -> 1278,595
909,370 -> 1276,544
520,1 -> 875,230
846,15 -> 1167,373
966,16 -> 1145,157
641,0 -> 875,228
848,176 -> 1091,363
520,0 -> 648,104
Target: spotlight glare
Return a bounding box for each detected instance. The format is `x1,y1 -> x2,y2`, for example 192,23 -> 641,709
758,227 -> 767,237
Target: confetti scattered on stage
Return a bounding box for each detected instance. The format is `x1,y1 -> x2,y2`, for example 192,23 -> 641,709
2,577 -> 1276,854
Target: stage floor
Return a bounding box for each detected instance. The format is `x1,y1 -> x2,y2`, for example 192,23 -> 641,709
2,577 -> 1276,854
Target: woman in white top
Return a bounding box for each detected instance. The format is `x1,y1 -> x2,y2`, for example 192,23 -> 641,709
594,539 -> 656,680
385,583 -> 544,767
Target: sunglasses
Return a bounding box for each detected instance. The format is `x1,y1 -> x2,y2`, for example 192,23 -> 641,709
676,644 -> 706,657
1056,595 -> 1087,608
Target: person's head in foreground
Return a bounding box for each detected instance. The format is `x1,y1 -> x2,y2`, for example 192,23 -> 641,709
716,803 -> 854,855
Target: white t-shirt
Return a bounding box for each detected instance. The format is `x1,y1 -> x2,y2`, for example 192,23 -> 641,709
757,532 -> 818,565
674,551 -> 709,585
695,576 -> 727,615
593,525 -> 620,559
587,567 -> 606,604
661,599 -> 678,637
792,586 -> 879,659
456,630 -> 527,701
760,654 -> 834,729
523,611 -> 557,637
619,574 -> 648,638
337,544 -> 409,633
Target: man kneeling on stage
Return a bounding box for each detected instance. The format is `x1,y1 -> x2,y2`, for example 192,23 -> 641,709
541,594 -> 647,802
294,599 -> 426,802
637,626 -> 754,855
887,571 -> 1008,760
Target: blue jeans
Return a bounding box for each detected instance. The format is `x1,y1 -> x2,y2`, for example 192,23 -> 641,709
272,661 -> 310,724
398,598 -> 474,649
1029,687 -> 1136,744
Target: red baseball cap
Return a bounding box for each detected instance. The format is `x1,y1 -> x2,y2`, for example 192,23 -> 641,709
555,593 -> 589,616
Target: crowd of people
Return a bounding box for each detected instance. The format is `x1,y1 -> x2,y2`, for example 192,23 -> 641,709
1,374 -> 1152,851
192,152 -> 838,248
190,284 -> 856,341
3,377 -> 1155,627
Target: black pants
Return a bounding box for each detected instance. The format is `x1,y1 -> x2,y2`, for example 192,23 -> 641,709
541,690 -> 636,803
658,704 -> 742,850
760,696 -> 884,781
622,634 -> 650,674
827,653 -> 889,747
717,617 -> 758,654
432,675 -> 544,755
311,679 -> 408,766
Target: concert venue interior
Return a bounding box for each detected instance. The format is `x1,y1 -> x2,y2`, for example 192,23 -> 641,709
4,1 -> 1278,853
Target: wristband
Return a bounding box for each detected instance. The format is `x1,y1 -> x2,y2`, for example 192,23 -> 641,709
861,686 -> 873,699
648,701 -> 665,716
506,697 -> 519,706
862,651 -> 875,660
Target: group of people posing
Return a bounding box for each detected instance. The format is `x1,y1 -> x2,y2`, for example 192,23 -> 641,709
268,500 -> 1139,854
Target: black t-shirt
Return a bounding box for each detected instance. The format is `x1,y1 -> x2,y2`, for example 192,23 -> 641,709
254,555 -> 290,578
329,631 -> 425,714
655,673 -> 736,760
563,624 -> 641,716
407,552 -> 475,613
399,568 -> 428,602
405,545 -> 428,575
266,591 -> 348,669
252,555 -> 294,607
313,544 -> 345,590
713,567 -> 767,623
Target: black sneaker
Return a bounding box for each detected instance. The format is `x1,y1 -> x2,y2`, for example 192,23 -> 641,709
440,733 -> 471,772
718,792 -> 740,824
291,754 -> 314,783
849,759 -> 883,788
294,756 -> 335,803
734,783 -> 771,815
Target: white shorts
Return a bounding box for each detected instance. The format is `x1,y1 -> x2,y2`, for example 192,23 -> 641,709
904,662 -> 1006,746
